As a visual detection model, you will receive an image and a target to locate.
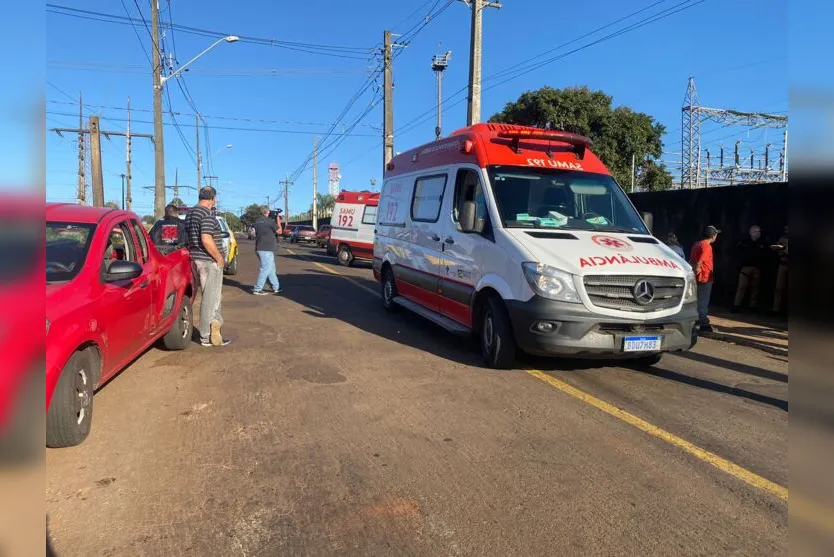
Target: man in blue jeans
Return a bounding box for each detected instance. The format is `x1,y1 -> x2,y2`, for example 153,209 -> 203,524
252,206 -> 283,295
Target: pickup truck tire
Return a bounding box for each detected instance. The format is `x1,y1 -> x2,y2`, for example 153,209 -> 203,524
46,348 -> 97,448
480,296 -> 517,370
225,254 -> 238,275
337,244 -> 354,267
162,295 -> 193,351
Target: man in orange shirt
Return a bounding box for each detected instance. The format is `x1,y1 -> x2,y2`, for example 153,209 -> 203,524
690,225 -> 720,332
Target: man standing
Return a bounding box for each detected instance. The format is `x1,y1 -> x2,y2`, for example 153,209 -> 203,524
149,203 -> 187,248
732,224 -> 765,313
252,206 -> 283,295
771,225 -> 789,315
690,225 -> 720,332
184,186 -> 230,346
666,231 -> 685,260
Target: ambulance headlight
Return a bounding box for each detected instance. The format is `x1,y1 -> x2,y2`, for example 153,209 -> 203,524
522,262 -> 581,303
683,270 -> 697,303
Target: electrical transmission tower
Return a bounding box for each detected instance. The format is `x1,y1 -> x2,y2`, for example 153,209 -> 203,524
680,77 -> 788,188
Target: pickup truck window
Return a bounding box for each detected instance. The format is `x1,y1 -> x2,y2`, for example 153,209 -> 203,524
103,223 -> 137,272
131,220 -> 149,262
46,222 -> 96,283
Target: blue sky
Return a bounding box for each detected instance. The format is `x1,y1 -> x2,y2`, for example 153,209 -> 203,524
43,0 -> 787,216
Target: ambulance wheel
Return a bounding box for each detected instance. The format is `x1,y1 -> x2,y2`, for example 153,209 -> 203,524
381,267 -> 399,312
337,245 -> 354,267
480,296 -> 517,370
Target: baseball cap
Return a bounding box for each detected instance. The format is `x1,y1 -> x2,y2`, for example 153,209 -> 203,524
704,225 -> 721,237
198,186 -> 216,200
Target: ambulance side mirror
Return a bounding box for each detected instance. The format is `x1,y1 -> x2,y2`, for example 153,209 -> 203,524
642,212 -> 653,234
460,201 -> 477,233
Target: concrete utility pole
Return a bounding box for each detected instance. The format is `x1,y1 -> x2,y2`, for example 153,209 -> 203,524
630,153 -> 636,192
383,30 -> 395,168
196,115 -> 202,190
89,116 -> 104,207
151,0 -> 166,218
279,174 -> 292,221
312,135 -> 318,230
464,0 -> 501,126
77,92 -> 86,204
431,51 -> 452,140
120,173 -> 126,209
125,97 -> 133,210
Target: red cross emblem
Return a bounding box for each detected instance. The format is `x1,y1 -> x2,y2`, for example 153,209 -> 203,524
592,235 -> 633,252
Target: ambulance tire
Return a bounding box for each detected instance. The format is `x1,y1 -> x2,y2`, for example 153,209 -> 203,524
337,244 -> 354,267
480,296 -> 517,370
381,267 -> 399,312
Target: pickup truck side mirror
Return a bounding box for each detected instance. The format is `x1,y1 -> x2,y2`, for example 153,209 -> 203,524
460,201 -> 477,233
642,212 -> 653,234
105,260 -> 143,283
219,231 -> 231,239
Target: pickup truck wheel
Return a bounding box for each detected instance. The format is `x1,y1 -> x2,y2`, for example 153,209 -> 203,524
480,296 -> 517,370
225,254 -> 238,275
381,267 -> 399,312
162,295 -> 193,350
46,349 -> 96,448
337,245 -> 354,267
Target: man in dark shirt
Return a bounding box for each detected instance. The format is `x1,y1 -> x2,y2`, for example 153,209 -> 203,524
184,186 -> 230,346
732,224 -> 765,312
252,206 -> 283,295
149,204 -> 187,249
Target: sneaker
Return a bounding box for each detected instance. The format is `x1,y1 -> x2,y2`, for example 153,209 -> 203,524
210,320 -> 223,346
252,290 -> 268,296
201,339 -> 231,347
273,288 -> 283,295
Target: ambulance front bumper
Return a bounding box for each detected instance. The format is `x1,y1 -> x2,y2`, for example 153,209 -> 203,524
505,296 -> 698,358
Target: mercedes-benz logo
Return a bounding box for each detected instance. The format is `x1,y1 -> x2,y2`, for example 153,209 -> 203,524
633,279 -> 655,305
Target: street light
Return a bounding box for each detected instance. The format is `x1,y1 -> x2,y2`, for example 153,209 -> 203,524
212,144 -> 234,158
159,36 -> 239,86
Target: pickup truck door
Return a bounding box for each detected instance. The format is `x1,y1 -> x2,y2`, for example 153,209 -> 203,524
99,220 -> 154,372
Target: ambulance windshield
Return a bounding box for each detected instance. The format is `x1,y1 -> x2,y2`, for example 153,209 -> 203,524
487,167 -> 648,234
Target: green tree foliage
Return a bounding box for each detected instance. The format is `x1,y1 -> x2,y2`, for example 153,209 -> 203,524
104,201 -> 120,209
241,203 -> 266,227
312,193 -> 336,213
221,211 -> 241,231
141,215 -> 156,225
489,86 -> 673,191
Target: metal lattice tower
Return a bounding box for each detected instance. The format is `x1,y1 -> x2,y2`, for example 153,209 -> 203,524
680,77 -> 788,188
431,51 -> 452,140
328,163 -> 341,197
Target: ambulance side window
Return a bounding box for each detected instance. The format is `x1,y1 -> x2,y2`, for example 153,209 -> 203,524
410,174 -> 447,223
453,169 -> 488,233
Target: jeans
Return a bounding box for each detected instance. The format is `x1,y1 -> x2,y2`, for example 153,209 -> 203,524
697,281 -> 713,326
193,259 -> 224,343
254,250 -> 280,292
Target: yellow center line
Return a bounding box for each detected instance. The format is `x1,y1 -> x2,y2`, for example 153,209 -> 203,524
283,247 -> 380,297
526,369 -> 789,502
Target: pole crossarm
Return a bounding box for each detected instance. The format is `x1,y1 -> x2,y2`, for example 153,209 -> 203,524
50,128 -> 154,140
691,107 -> 788,128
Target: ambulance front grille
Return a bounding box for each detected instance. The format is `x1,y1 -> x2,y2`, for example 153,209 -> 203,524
583,275 -> 684,313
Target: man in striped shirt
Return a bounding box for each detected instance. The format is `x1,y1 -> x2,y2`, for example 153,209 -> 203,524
185,186 -> 231,346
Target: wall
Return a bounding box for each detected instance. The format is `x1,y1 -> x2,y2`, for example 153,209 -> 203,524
628,183 -> 788,309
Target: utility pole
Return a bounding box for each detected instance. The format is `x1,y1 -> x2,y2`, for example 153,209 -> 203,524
89,116 -> 104,207
383,30 -> 395,168
464,0 -> 501,126
77,92 -> 86,204
151,0 -> 166,218
195,115 -> 202,190
174,168 -> 179,201
125,97 -> 133,210
120,174 -> 126,209
312,135 -> 318,230
279,174 -> 292,221
781,128 -> 788,181
431,51 -> 452,140
630,153 -> 636,193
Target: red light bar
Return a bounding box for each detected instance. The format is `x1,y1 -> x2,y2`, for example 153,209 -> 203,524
497,128 -> 592,159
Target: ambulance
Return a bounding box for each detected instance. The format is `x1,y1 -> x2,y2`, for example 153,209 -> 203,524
329,190 -> 380,266
373,123 -> 698,369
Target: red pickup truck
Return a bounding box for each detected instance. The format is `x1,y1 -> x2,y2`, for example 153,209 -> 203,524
46,204 -> 195,447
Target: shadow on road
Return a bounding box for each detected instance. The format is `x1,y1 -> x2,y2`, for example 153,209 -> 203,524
671,350 -> 788,384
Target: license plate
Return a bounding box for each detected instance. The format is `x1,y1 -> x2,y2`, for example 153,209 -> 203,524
623,335 -> 661,352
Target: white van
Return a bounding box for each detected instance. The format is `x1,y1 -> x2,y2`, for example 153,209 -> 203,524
373,124 -> 698,369
329,190 -> 379,266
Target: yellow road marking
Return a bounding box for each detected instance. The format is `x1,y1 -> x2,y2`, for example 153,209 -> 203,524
282,246 -> 379,296
526,369 -> 789,502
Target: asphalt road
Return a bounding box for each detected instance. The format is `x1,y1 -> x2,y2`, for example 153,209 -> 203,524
46,238 -> 789,556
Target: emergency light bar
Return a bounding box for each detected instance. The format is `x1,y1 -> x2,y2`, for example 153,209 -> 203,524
497,129 -> 593,159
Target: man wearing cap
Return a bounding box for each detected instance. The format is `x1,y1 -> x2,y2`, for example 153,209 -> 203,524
184,186 -> 231,346
690,225 -> 720,332
149,203 -> 187,249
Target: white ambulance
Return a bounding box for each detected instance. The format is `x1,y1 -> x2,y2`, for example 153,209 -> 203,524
329,190 -> 379,266
373,124 -> 698,369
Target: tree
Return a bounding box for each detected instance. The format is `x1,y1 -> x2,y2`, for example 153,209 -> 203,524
311,193 -> 336,216
141,215 -> 156,225
221,211 -> 241,231
104,201 -> 120,209
489,86 -> 672,191
241,203 -> 265,227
